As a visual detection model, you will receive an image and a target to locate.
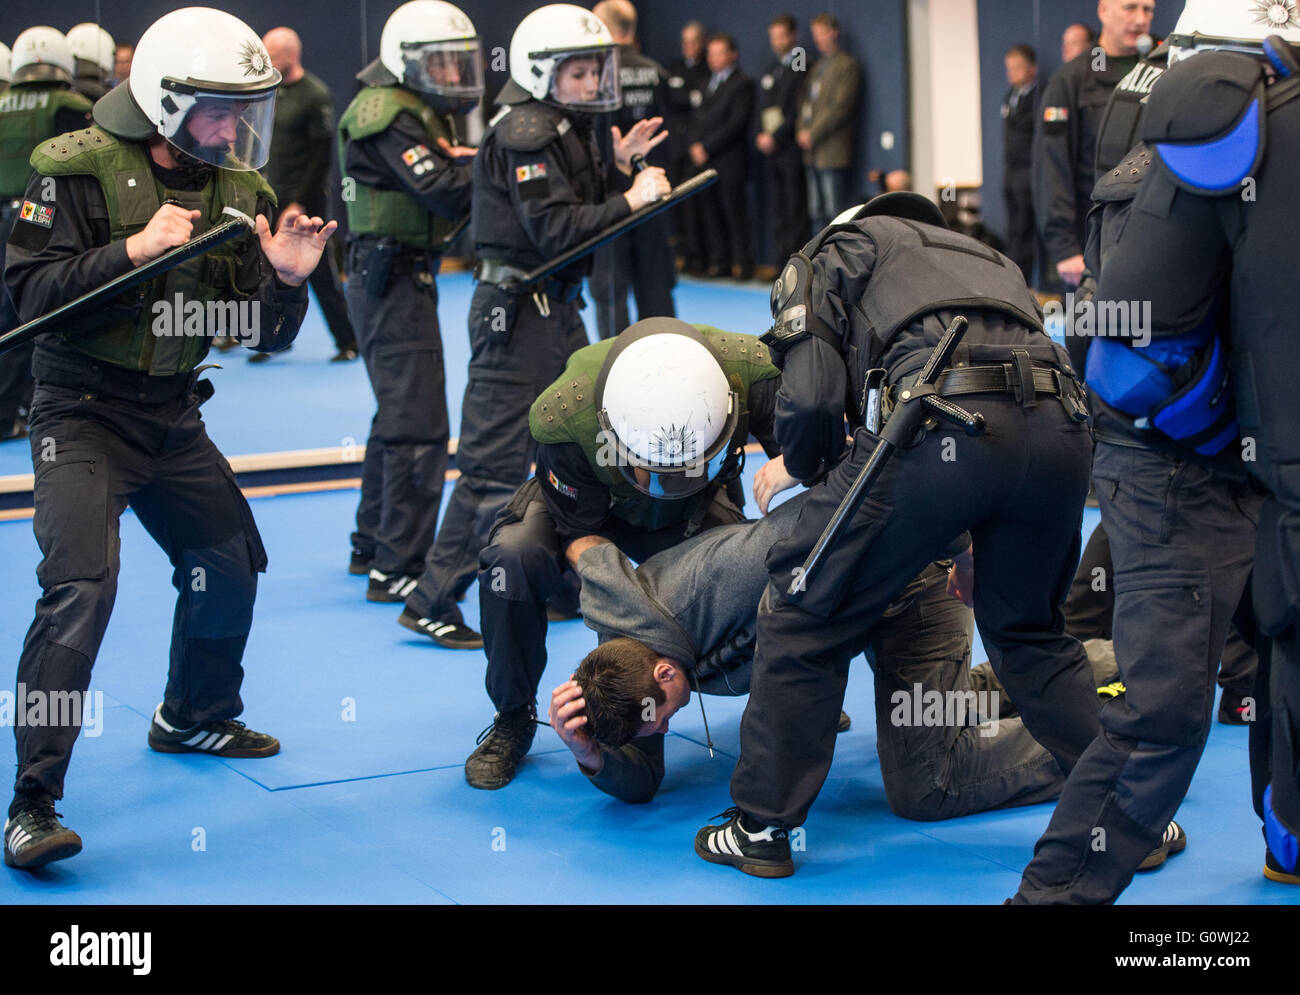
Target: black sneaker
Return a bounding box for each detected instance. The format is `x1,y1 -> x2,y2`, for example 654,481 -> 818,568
349,548 -> 371,575
838,710 -> 851,733
330,347 -> 360,362
147,704 -> 280,758
465,707 -> 538,789
367,569 -> 419,603
1218,688 -> 1250,725
694,807 -> 794,878
1137,820 -> 1187,871
4,802 -> 82,869
398,607 -> 483,649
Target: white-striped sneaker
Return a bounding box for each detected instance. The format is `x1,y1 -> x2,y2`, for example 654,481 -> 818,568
694,807 -> 794,877
397,607 -> 483,649
4,804 -> 81,869
367,570 -> 420,603
147,704 -> 280,758
1137,819 -> 1187,871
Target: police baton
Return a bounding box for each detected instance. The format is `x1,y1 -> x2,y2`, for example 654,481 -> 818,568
516,167 -> 717,287
0,206 -> 256,357
788,315 -> 985,600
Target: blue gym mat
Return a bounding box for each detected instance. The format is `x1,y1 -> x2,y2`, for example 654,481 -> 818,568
0,276 -> 1290,904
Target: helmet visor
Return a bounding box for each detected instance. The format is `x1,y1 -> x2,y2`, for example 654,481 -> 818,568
161,82 -> 277,170
545,46 -> 621,111
597,393 -> 740,499
401,38 -> 485,104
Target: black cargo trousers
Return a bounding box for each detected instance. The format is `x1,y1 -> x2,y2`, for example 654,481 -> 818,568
14,374 -> 266,800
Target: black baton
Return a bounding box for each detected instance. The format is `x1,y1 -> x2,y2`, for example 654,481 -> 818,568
0,208 -> 255,357
788,315 -> 985,599
516,168 -> 718,287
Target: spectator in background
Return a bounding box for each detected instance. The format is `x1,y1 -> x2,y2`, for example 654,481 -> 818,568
112,43 -> 132,86
1061,22 -> 1097,64
798,13 -> 860,233
589,0 -> 676,339
1001,43 -> 1041,284
689,33 -> 755,280
664,21 -> 710,274
261,27 -> 358,362
756,14 -> 809,264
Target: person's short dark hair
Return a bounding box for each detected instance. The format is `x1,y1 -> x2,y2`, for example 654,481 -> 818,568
1066,22 -> 1098,44
811,12 -> 839,31
573,637 -> 666,750
707,32 -> 737,53
1006,43 -> 1037,65
769,14 -> 797,34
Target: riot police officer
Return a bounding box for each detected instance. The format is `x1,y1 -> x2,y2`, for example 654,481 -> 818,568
1033,0 -> 1155,308
1015,3 -> 1300,901
338,0 -> 482,603
2,6 -> 335,870
66,23 -> 115,102
466,318 -> 781,789
397,3 -> 669,648
588,0 -> 676,341
0,42 -> 12,95
691,194 -> 1101,877
0,28 -> 92,441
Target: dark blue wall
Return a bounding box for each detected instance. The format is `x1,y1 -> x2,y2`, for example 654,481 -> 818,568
975,0 -> 1180,240
4,1 -> 907,266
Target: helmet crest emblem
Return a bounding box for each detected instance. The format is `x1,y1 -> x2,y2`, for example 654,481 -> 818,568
1252,0 -> 1300,29
238,40 -> 271,77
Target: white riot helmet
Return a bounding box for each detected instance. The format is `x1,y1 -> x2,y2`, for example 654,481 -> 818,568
0,43 -> 11,85
10,27 -> 75,86
1168,0 -> 1300,64
376,0 -> 484,113
67,23 -> 115,76
92,7 -> 279,171
506,3 -> 621,111
595,319 -> 742,500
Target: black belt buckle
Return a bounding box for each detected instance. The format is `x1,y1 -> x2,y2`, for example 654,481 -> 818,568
1010,349 -> 1036,408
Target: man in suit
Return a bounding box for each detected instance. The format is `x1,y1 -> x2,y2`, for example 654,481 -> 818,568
663,22 -> 710,274
1001,43 -> 1041,284
756,14 -> 809,266
689,33 -> 755,280
797,12 -> 860,233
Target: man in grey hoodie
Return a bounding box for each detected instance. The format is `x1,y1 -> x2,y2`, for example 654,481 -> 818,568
549,486 -> 1074,819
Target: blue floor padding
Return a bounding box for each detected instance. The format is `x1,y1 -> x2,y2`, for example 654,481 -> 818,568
0,273 -> 774,477
0,273 -> 1292,904
0,481 -> 1291,903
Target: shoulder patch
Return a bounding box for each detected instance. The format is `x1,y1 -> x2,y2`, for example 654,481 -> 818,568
18,200 -> 55,228
496,103 -> 564,152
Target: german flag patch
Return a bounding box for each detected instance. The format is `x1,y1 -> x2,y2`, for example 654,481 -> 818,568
19,200 -> 55,228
